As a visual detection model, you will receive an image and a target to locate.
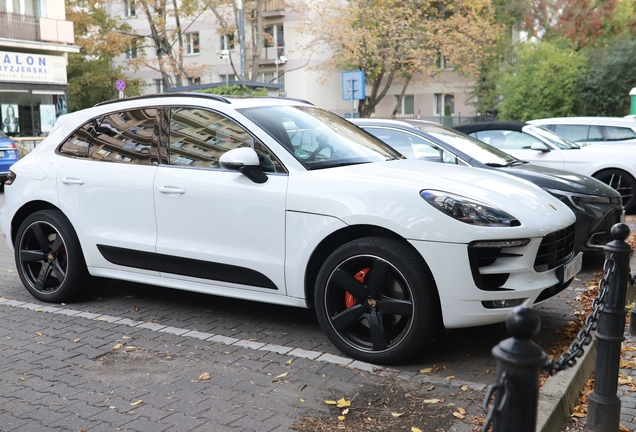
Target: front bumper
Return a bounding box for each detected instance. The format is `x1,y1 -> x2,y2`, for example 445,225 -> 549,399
409,234 -> 580,329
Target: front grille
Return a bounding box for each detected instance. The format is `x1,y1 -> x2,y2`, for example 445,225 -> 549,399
534,224 -> 575,272
586,208 -> 623,248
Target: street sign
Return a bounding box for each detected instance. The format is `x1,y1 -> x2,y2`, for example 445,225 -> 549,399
116,79 -> 126,92
341,71 -> 365,100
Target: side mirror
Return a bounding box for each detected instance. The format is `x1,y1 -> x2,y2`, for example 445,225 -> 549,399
219,147 -> 268,184
530,142 -> 550,153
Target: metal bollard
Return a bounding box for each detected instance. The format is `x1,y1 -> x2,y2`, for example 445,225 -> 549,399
487,306 -> 547,432
587,223 -> 633,432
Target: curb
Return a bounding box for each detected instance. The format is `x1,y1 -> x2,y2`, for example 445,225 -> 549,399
537,337 -> 597,432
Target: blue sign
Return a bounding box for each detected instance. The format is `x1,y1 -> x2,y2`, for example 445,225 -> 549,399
342,71 -> 365,100
116,79 -> 126,92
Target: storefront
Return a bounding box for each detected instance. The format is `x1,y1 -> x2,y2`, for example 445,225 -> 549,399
0,50 -> 69,137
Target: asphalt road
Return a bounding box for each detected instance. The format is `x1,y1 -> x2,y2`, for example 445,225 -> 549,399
0,191 -> 601,431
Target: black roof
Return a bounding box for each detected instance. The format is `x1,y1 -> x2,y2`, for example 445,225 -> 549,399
454,121 -> 528,134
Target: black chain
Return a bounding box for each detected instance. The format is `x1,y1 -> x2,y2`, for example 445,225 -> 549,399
481,371 -> 511,432
543,254 -> 616,375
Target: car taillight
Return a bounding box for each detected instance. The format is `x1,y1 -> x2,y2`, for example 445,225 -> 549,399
4,171 -> 16,186
8,142 -> 16,149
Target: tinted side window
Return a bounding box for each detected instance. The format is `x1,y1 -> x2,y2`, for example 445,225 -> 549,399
475,130 -> 541,150
604,126 -> 636,141
58,119 -> 99,158
168,107 -> 285,173
553,124 -> 590,143
90,109 -> 158,165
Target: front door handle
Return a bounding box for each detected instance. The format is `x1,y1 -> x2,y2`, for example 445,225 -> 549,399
61,178 -> 85,185
158,186 -> 186,195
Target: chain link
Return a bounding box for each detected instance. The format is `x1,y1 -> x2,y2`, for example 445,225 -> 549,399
543,254 -> 616,375
481,371 -> 511,432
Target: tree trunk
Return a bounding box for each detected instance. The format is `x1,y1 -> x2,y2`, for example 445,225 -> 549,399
390,74 -> 412,118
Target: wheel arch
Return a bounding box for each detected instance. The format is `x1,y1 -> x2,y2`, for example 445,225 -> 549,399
11,201 -> 62,245
303,224 -> 441,311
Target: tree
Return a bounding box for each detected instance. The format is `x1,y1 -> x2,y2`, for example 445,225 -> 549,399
66,0 -> 144,111
497,41 -> 586,121
299,0 -> 501,118
573,35 -> 636,116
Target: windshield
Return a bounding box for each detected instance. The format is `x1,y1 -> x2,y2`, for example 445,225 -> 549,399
239,106 -> 401,169
415,123 -> 521,166
526,125 -> 580,149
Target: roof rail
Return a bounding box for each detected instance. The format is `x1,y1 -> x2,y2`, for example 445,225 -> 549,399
94,92 -> 231,107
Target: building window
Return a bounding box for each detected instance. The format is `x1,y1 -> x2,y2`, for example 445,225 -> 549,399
123,0 -> 135,17
188,77 -> 201,86
155,79 -> 164,94
437,53 -> 452,70
395,95 -> 414,116
185,32 -> 200,54
434,94 -> 454,116
125,44 -> 137,59
220,33 -> 235,50
263,24 -> 284,59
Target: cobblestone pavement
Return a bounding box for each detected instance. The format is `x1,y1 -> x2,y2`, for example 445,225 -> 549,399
0,209 -> 610,431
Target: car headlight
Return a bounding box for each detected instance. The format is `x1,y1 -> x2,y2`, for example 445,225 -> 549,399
421,190 -> 521,227
545,188 -> 611,211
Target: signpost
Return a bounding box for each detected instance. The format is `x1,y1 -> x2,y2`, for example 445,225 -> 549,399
116,79 -> 126,99
342,71 -> 365,118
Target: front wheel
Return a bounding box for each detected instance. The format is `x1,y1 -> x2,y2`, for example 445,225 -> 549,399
314,237 -> 440,364
15,210 -> 89,303
594,169 -> 636,212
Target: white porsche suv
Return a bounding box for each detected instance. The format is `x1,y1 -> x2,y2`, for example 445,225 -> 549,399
0,94 -> 580,364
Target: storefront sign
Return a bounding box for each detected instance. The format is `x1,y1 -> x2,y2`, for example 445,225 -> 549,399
0,51 -> 67,84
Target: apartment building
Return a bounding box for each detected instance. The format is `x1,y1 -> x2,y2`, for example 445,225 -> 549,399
113,0 -> 476,120
0,0 -> 78,136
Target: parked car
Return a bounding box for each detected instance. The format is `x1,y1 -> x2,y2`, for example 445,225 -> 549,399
0,129 -> 20,184
454,121 -> 636,212
0,94 -> 579,364
527,117 -> 636,146
351,119 -> 623,254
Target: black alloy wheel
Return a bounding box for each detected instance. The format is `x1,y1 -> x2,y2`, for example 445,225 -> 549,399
594,169 -> 636,212
315,237 -> 440,364
15,210 -> 89,303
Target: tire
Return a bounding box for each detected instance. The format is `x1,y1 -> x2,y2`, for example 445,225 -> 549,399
314,237 -> 440,364
594,169 -> 636,212
14,210 -> 89,303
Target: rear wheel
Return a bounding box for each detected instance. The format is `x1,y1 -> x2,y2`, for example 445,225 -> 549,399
314,237 -> 440,364
593,169 -> 636,212
15,210 -> 89,303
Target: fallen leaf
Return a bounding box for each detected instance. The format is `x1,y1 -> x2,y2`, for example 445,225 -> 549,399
286,358 -> 293,365
18,377 -> 25,381
423,399 -> 443,404
130,400 -> 143,406
338,416 -> 345,421
453,412 -> 465,419
73,339 -> 81,343
300,399 -> 305,403
412,428 -> 422,432
458,407 -> 467,415
620,361 -> 635,369
461,385 -> 468,391
446,375 -> 455,380
337,398 -> 351,408
620,425 -> 630,432
432,365 -> 441,372
276,372 -> 288,379
571,412 -> 586,418
391,412 -> 403,418
133,306 -> 139,312
36,332 -> 42,336
420,367 -> 433,374
342,408 -> 349,415
112,343 -> 122,350
125,346 -> 136,350
325,400 -> 337,405
198,372 -> 211,380
448,403 -> 456,407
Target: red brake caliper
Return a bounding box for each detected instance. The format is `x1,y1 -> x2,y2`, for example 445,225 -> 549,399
345,267 -> 370,308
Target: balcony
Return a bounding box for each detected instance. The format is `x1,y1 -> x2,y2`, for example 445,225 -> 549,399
264,0 -> 285,17
0,12 -> 39,41
0,12 -> 75,44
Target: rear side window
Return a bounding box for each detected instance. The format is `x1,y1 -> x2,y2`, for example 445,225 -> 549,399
604,126 -> 636,141
58,109 -> 158,165
552,124 -> 602,143
90,109 -> 158,165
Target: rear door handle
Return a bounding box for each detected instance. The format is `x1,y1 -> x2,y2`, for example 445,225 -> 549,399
158,186 -> 186,195
61,178 -> 85,185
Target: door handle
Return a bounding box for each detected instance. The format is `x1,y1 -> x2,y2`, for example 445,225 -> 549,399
61,178 -> 85,185
158,186 -> 186,195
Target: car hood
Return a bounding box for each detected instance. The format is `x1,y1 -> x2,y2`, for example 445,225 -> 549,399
286,159 -> 576,243
503,163 -> 620,198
